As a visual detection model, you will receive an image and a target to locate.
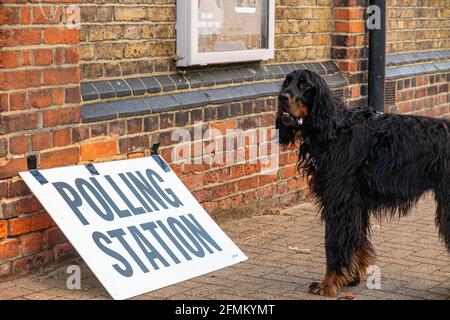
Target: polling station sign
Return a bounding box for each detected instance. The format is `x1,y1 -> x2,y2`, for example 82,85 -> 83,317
20,156 -> 247,300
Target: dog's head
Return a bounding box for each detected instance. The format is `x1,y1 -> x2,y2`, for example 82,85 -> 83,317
276,69 -> 339,146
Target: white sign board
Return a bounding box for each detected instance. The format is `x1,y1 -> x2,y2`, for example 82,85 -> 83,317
20,156 -> 247,300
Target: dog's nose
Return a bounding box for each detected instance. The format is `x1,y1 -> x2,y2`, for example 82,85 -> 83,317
279,92 -> 290,104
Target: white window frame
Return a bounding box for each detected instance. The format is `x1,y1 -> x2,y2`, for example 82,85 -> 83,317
176,0 -> 275,67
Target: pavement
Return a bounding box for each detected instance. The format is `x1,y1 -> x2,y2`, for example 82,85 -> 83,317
0,194 -> 449,300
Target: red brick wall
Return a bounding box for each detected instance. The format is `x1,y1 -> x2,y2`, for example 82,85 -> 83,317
332,0 -> 368,108
0,0 -> 449,277
386,74 -> 450,117
0,1 -> 310,276
0,1 -> 81,275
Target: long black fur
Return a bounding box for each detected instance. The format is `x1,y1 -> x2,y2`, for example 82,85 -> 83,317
276,69 -> 450,295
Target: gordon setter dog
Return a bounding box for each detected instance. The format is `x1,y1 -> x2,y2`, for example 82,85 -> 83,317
276,69 -> 450,297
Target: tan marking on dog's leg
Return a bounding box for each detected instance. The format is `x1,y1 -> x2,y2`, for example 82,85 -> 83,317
309,265 -> 354,297
348,247 -> 376,286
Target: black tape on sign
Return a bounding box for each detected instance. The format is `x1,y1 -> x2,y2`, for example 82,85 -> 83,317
85,164 -> 100,176
151,143 -> 160,156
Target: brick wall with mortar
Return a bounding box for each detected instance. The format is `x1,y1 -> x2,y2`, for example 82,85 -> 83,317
0,1 -> 313,276
385,62 -> 450,117
0,0 -> 449,277
79,0 -> 334,80
0,0 -> 82,275
387,0 -> 450,54
331,0 -> 368,108
384,0 -> 450,117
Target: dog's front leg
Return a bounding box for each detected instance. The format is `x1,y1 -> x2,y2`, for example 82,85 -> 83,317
308,234 -> 354,298
309,210 -> 375,297
308,266 -> 346,297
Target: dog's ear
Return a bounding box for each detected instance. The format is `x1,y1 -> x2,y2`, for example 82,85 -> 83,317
308,71 -> 338,144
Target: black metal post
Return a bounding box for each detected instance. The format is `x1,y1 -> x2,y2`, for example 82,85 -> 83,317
368,0 -> 386,112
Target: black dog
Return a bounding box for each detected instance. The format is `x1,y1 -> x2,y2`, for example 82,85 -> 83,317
276,69 -> 450,297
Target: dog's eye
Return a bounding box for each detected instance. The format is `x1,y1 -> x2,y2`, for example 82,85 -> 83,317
298,81 -> 308,89
283,78 -> 291,88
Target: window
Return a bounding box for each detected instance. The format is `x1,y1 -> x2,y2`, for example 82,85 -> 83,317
177,0 -> 275,67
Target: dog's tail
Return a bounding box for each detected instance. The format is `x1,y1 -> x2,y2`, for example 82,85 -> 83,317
434,178 -> 450,251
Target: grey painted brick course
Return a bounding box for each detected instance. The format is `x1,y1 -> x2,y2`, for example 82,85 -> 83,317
155,75 -> 176,91
209,70 -> 233,85
109,79 -> 132,97
304,62 -> 327,75
386,49 -> 450,67
254,82 -> 282,97
174,91 -> 210,110
204,88 -> 235,104
320,61 -> 339,74
80,74 -> 350,122
279,64 -> 295,75
140,77 -> 162,93
386,61 -> 450,80
111,98 -> 151,117
435,61 -> 450,71
238,68 -> 256,82
169,74 -> 190,90
81,102 -> 117,123
80,61 -> 348,103
251,66 -> 267,81
185,72 -> 203,89
80,52 -> 448,105
325,74 -> 348,88
125,78 -> 147,96
92,81 -> 116,99
229,69 -> 244,83
229,84 -> 259,101
197,72 -> 216,87
146,94 -> 181,113
266,65 -> 285,79
80,82 -> 99,101
78,62 -> 360,123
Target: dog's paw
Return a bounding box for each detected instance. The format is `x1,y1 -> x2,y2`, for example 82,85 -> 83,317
309,281 -> 338,297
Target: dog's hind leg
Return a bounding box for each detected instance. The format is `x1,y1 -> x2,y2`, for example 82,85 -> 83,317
434,179 -> 450,251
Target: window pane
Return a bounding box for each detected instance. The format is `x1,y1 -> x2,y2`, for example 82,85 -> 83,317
198,0 -> 269,53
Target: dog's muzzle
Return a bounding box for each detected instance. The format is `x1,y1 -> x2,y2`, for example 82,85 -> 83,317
281,111 -> 303,128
